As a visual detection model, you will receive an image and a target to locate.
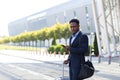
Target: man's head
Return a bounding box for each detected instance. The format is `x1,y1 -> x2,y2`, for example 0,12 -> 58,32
69,19 -> 80,34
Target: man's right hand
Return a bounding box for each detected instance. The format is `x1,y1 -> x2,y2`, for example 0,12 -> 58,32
64,60 -> 69,64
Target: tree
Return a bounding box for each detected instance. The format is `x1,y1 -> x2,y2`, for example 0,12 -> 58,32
36,30 -> 42,47
54,23 -> 63,42
61,23 -> 71,45
93,33 -> 99,56
0,37 -> 10,44
46,28 -> 54,47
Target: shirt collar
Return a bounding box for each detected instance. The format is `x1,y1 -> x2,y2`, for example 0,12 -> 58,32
72,31 -> 80,37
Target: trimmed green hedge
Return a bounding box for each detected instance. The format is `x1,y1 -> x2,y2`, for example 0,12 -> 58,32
47,44 -> 93,56
47,44 -> 68,55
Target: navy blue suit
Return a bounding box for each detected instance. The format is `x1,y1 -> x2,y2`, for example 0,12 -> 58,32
68,31 -> 88,80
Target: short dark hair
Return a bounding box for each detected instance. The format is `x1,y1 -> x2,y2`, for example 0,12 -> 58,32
69,19 -> 79,25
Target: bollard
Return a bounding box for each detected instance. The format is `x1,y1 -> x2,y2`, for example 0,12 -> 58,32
46,51 -> 48,56
58,51 -> 61,58
108,55 -> 111,64
63,52 -> 66,58
45,49 -> 48,56
119,54 -> 120,66
50,51 -> 52,57
39,49 -> 41,55
98,54 -> 101,63
62,63 -> 64,79
54,51 -> 56,57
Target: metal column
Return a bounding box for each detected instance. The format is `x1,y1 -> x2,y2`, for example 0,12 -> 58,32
99,0 -> 111,64
92,0 -> 102,63
107,0 -> 117,55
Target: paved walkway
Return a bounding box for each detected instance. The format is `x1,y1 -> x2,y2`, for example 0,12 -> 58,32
0,50 -> 120,80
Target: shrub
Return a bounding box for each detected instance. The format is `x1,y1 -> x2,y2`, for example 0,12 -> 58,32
60,46 -> 69,55
47,45 -> 55,53
60,47 -> 65,54
47,44 -> 69,55
54,45 -> 61,54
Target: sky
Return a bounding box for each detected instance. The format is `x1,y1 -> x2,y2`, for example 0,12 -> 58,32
0,0 -> 70,36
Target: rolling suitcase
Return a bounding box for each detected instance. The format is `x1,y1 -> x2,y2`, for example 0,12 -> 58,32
56,63 -> 69,80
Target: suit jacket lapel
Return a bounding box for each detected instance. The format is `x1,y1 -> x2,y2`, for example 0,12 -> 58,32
71,31 -> 82,47
69,36 -> 72,46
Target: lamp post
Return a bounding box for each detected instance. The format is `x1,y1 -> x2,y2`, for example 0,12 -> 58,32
85,6 -> 93,61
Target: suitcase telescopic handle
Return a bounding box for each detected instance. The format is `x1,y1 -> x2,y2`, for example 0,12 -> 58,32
62,63 -> 64,79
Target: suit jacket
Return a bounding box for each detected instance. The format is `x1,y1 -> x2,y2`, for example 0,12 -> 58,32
68,31 -> 88,68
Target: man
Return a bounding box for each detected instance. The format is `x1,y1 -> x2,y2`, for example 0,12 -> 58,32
63,19 -> 88,80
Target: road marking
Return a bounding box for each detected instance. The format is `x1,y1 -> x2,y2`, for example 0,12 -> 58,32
0,65 -> 22,80
8,64 -> 55,80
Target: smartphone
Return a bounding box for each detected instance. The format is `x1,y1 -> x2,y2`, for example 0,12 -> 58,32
61,45 -> 65,48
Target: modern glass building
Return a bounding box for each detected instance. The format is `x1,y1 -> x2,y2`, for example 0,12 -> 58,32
8,0 -> 94,36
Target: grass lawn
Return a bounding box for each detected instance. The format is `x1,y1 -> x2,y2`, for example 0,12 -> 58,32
0,45 -> 41,51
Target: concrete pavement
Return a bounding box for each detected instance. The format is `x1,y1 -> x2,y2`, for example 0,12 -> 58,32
0,50 -> 120,80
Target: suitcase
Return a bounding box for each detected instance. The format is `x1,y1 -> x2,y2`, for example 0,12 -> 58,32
55,63 -> 69,80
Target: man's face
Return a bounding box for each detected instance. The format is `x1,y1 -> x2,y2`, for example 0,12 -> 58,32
70,22 -> 79,34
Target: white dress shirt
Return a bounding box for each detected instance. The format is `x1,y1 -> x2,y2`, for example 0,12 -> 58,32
71,31 -> 80,45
